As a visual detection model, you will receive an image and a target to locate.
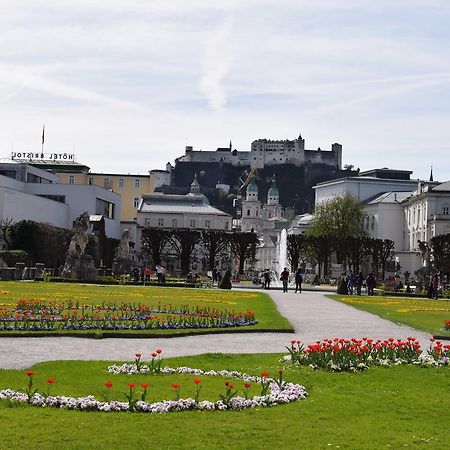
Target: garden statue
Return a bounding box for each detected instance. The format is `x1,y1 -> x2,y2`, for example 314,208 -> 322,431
112,228 -> 135,276
67,214 -> 89,258
116,229 -> 131,260
61,212 -> 96,280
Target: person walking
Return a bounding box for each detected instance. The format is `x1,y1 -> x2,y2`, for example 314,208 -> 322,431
294,268 -> 303,293
280,267 -> 290,293
355,272 -> 364,296
365,273 -> 376,296
346,273 -> 354,294
264,270 -> 271,290
431,274 -> 440,299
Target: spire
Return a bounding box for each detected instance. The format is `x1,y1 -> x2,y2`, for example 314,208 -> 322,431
229,140 -> 232,150
429,164 -> 434,182
190,173 -> 200,193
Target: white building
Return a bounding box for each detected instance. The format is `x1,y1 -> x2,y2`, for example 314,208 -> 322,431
177,134 -> 342,170
0,162 -> 121,238
240,175 -> 290,270
313,168 -> 450,276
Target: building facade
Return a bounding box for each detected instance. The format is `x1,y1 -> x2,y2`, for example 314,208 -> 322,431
0,162 -> 121,238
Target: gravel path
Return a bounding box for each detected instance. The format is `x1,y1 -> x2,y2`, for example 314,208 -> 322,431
0,290 -> 432,369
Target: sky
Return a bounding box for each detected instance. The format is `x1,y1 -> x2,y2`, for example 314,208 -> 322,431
1,0 -> 450,180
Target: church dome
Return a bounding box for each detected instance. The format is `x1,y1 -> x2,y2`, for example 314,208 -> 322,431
267,176 -> 279,197
247,178 -> 258,193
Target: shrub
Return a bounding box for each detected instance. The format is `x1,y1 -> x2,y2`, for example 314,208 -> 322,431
0,250 -> 29,266
336,277 -> 348,295
219,269 -> 232,290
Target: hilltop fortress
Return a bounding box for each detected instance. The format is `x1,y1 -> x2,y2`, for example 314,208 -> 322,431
176,134 -> 342,170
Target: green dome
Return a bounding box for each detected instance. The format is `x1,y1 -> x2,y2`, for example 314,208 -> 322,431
247,178 -> 258,193
268,176 -> 278,196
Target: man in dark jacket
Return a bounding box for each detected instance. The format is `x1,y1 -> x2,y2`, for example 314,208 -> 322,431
294,268 -> 303,293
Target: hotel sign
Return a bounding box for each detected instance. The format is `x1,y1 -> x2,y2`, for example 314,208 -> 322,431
11,152 -> 75,161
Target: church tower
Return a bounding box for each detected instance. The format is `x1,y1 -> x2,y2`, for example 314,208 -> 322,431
241,177 -> 261,232
265,175 -> 282,219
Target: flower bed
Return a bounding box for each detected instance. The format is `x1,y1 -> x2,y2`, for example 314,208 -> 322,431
285,337 -> 450,372
0,299 -> 257,332
0,353 -> 307,413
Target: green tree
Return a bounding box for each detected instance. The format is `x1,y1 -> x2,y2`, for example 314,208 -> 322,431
308,194 -> 366,239
169,229 -> 201,275
430,234 -> 450,280
371,239 -> 395,280
306,235 -> 333,280
287,234 -> 309,271
140,228 -> 171,266
230,231 -> 258,274
200,230 -> 230,270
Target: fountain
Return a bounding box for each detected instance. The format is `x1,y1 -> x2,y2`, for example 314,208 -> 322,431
277,228 -> 288,279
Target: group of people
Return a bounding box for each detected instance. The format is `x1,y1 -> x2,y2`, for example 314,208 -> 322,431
345,272 -> 376,296
130,264 -> 166,283
259,267 -> 303,293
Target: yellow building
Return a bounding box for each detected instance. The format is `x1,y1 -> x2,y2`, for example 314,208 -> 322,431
55,171 -> 155,222
22,157 -> 171,222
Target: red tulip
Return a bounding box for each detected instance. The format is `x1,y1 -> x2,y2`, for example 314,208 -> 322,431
193,378 -> 202,385
128,383 -> 136,389
47,378 -> 56,384
141,383 -> 149,389
104,381 -> 113,388
25,371 -> 33,377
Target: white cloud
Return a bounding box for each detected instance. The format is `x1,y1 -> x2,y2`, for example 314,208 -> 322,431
0,0 -> 450,181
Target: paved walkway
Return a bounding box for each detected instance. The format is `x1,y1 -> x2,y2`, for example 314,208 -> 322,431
0,290 -> 432,369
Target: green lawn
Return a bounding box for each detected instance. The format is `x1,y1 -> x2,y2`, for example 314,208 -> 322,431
0,281 -> 292,336
0,354 -> 448,449
329,294 -> 450,337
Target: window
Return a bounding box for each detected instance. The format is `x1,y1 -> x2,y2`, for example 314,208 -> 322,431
247,209 -> 250,216
135,179 -> 140,189
225,221 -> 229,229
158,218 -> 164,227
133,197 -> 139,208
144,218 -> 150,227
69,175 -> 74,185
190,219 -> 196,228
443,206 -> 449,215
103,177 -> 110,189
172,219 -> 177,228
88,177 -> 94,185
371,216 -> 375,230
205,220 -> 211,228
118,178 -> 124,188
